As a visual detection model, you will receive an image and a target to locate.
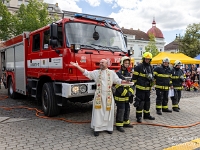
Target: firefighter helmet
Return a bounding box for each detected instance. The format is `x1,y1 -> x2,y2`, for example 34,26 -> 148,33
174,60 -> 182,67
162,57 -> 170,63
142,52 -> 152,59
120,56 -> 130,66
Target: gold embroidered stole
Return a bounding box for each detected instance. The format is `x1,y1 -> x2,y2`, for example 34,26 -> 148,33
95,69 -> 112,111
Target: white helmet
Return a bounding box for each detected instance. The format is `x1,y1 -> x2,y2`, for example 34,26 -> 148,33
120,56 -> 130,66
162,57 -> 170,63
174,60 -> 182,67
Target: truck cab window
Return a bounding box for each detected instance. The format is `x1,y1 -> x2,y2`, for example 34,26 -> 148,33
43,30 -> 50,49
32,34 -> 40,52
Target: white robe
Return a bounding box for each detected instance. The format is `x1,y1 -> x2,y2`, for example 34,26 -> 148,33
83,69 -> 122,131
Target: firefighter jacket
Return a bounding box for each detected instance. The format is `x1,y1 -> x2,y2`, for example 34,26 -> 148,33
114,69 -> 134,102
171,67 -> 184,90
132,62 -> 153,91
153,65 -> 172,90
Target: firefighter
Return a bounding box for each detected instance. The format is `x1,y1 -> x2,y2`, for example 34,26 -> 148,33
154,57 -> 173,115
114,56 -> 134,132
171,60 -> 184,112
132,52 -> 155,123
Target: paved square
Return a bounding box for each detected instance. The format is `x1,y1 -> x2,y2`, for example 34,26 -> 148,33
0,88 -> 200,150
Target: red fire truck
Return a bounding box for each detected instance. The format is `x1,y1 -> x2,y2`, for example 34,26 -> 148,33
0,14 -> 130,116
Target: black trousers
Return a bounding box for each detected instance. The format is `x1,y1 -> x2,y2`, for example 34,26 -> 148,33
116,102 -> 131,127
156,89 -> 169,111
171,90 -> 181,108
135,89 -> 151,118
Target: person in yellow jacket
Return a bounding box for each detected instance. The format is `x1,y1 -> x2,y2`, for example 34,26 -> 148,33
131,52 -> 155,123
114,56 -> 134,132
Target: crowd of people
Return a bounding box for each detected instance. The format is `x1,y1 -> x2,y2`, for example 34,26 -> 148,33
182,64 -> 200,91
70,53 -> 199,136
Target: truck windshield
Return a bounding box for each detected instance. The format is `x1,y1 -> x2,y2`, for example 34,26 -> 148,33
65,23 -> 127,52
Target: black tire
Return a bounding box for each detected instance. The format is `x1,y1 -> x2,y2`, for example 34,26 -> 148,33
8,78 -> 17,99
42,82 -> 60,117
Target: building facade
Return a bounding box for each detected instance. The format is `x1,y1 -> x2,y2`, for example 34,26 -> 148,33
122,19 -> 165,64
164,40 -> 179,53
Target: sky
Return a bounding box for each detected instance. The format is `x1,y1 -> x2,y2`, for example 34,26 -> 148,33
44,0 -> 200,45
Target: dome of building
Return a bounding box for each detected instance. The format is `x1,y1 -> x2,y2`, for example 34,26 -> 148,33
147,18 -> 164,38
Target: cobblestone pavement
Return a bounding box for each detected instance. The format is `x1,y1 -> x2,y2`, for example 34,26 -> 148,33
0,87 -> 200,150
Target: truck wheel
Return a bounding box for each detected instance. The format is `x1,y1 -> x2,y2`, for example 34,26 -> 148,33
8,78 -> 17,99
42,82 -> 60,117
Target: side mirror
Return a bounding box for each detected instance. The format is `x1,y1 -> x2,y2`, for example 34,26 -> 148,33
49,23 -> 58,47
127,50 -> 132,56
50,23 -> 58,39
124,35 -> 127,47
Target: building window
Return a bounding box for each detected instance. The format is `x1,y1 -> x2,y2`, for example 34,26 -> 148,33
141,51 -> 143,56
140,47 -> 142,51
48,7 -> 53,11
130,47 -> 133,50
43,30 -> 50,49
18,0 -> 23,6
3,0 -> 10,6
24,0 -> 29,5
32,34 -> 40,52
160,49 -> 162,52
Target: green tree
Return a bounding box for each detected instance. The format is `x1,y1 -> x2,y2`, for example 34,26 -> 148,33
13,0 -> 57,35
145,33 -> 159,57
178,23 -> 200,58
0,0 -> 14,40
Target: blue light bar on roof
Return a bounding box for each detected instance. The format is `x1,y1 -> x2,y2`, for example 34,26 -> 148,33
74,13 -> 117,26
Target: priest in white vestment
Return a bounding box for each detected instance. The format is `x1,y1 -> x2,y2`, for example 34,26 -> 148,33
70,59 -> 129,136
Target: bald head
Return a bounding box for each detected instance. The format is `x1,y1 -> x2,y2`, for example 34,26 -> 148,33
99,59 -> 108,70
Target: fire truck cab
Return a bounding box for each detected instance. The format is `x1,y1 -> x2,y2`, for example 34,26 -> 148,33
0,14 -> 129,116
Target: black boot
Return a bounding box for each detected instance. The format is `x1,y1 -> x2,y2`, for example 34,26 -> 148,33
144,115 -> 155,120
94,131 -> 99,136
116,126 -> 125,132
137,117 -> 142,123
157,110 -> 162,115
173,108 -> 179,112
123,124 -> 133,128
162,109 -> 172,113
106,131 -> 113,134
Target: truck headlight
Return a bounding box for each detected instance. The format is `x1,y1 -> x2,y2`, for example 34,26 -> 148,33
80,84 -> 87,93
71,85 -> 79,95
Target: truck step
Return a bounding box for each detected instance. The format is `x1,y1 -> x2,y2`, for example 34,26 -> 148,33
55,93 -> 62,96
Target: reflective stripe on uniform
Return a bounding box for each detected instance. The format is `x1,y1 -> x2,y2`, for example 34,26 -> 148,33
172,76 -> 179,79
129,88 -> 134,94
174,86 -> 183,90
162,106 -> 168,109
116,122 -> 123,126
143,110 -> 150,113
114,96 -> 129,101
136,85 -> 151,90
155,85 -> 169,90
133,71 -> 139,75
123,120 -> 130,125
132,80 -> 137,83
156,105 -> 162,108
136,110 -> 143,113
121,89 -> 128,96
172,105 -> 179,108
115,84 -> 120,88
154,72 -> 158,75
157,74 -> 171,78
139,73 -> 146,77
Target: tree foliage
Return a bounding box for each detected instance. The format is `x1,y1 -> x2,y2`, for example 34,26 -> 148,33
0,0 -> 57,40
145,33 -> 159,57
0,0 -> 14,40
179,23 -> 200,58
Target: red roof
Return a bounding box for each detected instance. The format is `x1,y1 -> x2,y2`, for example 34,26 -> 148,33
147,19 -> 164,38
